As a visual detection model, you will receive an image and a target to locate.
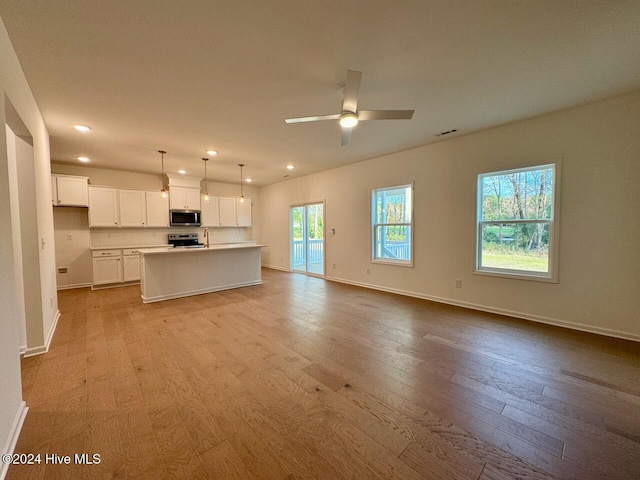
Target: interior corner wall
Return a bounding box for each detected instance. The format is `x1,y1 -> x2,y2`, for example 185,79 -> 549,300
6,125 -> 27,351
258,90 -> 640,341
0,97 -> 24,475
1,12 -> 55,470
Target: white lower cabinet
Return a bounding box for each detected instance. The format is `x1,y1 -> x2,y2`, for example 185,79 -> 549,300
123,249 -> 141,281
92,249 -> 141,286
92,250 -> 123,285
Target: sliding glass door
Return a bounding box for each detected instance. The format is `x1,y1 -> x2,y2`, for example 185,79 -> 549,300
291,203 -> 324,277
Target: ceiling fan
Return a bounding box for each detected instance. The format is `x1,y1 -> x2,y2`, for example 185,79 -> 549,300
285,70 -> 415,146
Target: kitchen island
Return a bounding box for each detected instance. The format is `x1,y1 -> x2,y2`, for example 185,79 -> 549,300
137,243 -> 265,303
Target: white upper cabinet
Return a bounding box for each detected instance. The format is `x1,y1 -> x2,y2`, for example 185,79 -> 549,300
236,197 -> 252,227
218,196 -> 237,227
89,186 -> 119,227
118,190 -> 146,227
52,175 -> 89,207
217,196 -> 252,227
201,195 -> 220,227
146,191 -> 169,227
170,186 -> 201,211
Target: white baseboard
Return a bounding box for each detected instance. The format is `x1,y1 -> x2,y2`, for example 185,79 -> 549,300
91,280 -> 140,291
18,345 -> 26,356
57,282 -> 92,291
325,275 -> 640,343
0,401 -> 28,480
142,280 -> 263,304
44,309 -> 61,352
262,264 -> 290,272
23,309 -> 61,358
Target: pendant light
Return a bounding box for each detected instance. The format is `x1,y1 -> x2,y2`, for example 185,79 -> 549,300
158,150 -> 167,199
202,157 -> 210,203
238,164 -> 245,203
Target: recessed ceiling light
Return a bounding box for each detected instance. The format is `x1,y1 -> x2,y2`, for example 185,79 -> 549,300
206,150 -> 218,156
245,178 -> 252,183
178,169 -> 187,175
286,164 -> 295,170
76,156 -> 90,162
73,125 -> 91,132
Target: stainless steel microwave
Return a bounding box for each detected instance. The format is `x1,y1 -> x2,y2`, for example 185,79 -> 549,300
170,210 -> 201,226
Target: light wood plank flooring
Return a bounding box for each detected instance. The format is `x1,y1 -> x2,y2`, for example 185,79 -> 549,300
8,269 -> 640,479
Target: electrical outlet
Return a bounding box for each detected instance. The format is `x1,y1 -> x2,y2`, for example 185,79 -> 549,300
366,267 -> 371,275
455,279 -> 462,288
66,234 -> 72,241
332,263 -> 336,269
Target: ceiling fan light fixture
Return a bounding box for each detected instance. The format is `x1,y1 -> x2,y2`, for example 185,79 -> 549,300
339,112 -> 358,128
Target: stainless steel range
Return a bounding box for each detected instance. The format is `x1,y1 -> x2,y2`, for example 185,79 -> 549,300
168,233 -> 204,248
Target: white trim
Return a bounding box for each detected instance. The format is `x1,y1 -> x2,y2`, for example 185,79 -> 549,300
23,309 -> 61,358
18,345 -> 26,356
0,401 -> 28,480
142,280 -> 263,303
371,182 -> 414,266
91,280 -> 139,291
324,275 -> 640,343
44,310 -> 61,352
56,282 -> 92,291
262,264 -> 290,272
475,162 -> 560,283
23,345 -> 47,357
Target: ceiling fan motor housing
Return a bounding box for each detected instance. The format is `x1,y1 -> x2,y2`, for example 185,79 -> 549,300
339,111 -> 358,128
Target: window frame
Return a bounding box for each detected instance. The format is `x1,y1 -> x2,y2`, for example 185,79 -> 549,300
474,162 -> 560,283
371,182 -> 414,267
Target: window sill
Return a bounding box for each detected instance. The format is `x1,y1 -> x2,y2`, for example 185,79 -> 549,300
473,268 -> 558,284
371,259 -> 414,268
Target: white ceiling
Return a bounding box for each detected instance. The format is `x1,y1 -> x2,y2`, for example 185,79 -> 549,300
1,1 -> 639,186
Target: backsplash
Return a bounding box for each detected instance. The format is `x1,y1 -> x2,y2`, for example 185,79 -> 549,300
90,226 -> 252,248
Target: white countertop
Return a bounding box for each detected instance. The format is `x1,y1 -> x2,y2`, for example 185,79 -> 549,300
90,244 -> 170,251
138,243 -> 265,256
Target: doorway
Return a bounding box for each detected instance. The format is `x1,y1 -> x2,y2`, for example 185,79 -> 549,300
291,202 -> 324,277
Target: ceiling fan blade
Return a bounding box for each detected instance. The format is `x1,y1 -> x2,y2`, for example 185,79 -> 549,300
341,126 -> 352,146
285,113 -> 340,124
341,70 -> 362,113
357,110 -> 415,121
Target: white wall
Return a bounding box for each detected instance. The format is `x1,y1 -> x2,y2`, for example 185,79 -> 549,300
1,14 -> 54,475
5,125 -> 26,351
259,91 -> 640,341
53,207 -> 91,288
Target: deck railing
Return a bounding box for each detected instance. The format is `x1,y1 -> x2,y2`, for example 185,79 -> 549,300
293,239 -> 323,267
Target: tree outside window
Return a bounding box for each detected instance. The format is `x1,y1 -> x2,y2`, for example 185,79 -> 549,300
477,164 -> 558,280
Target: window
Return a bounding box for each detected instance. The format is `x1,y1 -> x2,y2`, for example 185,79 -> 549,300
372,184 -> 413,265
476,164 -> 558,281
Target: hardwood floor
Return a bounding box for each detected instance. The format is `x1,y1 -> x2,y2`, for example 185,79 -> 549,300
8,268 -> 640,479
